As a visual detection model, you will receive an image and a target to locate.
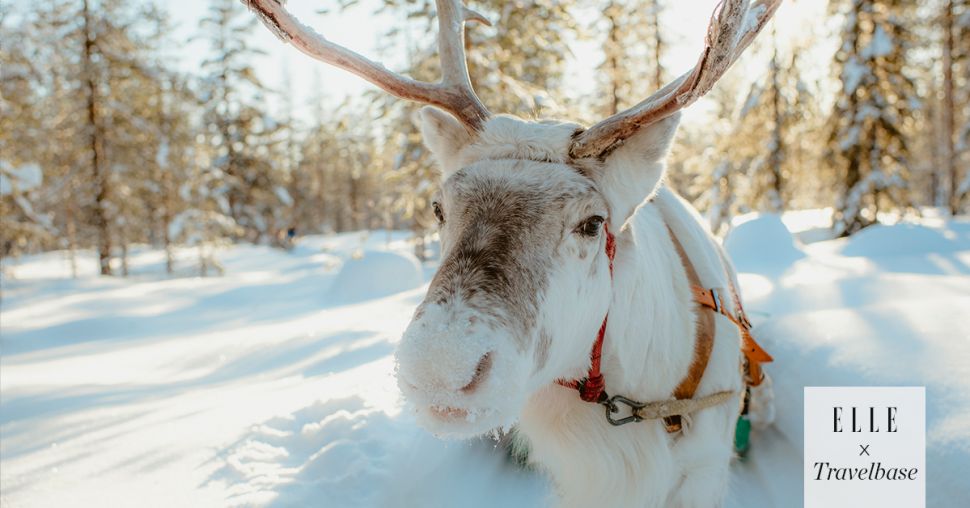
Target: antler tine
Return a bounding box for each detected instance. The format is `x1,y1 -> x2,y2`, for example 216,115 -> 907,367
434,0 -> 491,125
241,0 -> 490,131
570,0 -> 782,159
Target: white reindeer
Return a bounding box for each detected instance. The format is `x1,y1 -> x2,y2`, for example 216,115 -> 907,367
243,0 -> 779,506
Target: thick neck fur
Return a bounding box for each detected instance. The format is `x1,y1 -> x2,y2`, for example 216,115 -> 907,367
516,188 -> 742,508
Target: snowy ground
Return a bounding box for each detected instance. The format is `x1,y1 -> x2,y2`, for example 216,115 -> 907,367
2,216 -> 969,507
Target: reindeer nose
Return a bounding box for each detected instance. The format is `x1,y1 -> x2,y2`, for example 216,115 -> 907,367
396,304 -> 500,398
397,348 -> 493,396
460,352 -> 493,394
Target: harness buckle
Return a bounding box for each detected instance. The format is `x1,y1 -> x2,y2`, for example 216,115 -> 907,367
602,395 -> 646,426
738,311 -> 753,330
710,288 -> 724,313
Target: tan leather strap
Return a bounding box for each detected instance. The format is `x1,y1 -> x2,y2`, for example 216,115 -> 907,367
712,248 -> 774,386
665,228 -> 716,433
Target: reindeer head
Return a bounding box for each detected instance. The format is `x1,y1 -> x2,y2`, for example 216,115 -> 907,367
393,110 -> 681,434
243,0 -> 779,436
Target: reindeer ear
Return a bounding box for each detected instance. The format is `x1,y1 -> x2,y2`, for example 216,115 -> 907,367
595,112 -> 680,230
418,106 -> 474,177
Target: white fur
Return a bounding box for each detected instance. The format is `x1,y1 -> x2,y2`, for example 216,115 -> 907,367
519,191 -> 744,508
398,109 -> 769,507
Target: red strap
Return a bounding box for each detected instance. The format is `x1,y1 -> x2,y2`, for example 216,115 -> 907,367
556,223 -> 615,402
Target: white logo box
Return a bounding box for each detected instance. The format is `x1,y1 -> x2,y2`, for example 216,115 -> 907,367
804,387 -> 925,508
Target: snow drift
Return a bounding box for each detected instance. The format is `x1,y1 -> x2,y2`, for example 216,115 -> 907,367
724,213 -> 805,275
328,250 -> 424,304
841,223 -> 961,257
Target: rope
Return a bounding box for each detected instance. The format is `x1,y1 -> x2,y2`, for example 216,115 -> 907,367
633,390 -> 737,421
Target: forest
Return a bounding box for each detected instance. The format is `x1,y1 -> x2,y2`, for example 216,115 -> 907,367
1,0 -> 968,276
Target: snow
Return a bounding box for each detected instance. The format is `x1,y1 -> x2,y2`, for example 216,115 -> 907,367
0,161 -> 43,195
841,223 -> 962,257
156,140 -> 170,168
274,186 -> 293,207
841,57 -> 867,95
862,25 -> 893,59
724,214 -> 805,276
169,209 -> 241,245
328,250 -> 423,304
2,217 -> 969,507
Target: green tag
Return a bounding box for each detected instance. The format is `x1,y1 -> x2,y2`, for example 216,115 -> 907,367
734,415 -> 751,458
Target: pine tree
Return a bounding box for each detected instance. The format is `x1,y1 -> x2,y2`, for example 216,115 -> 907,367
942,0 -> 970,212
464,0 -> 579,116
81,0 -> 113,274
199,0 -> 289,243
169,160 -> 243,277
140,67 -> 200,273
827,0 -> 920,236
292,78 -> 338,234
684,76 -> 746,235
729,26 -> 818,213
11,0 -> 170,274
0,11 -> 53,260
596,0 -> 666,117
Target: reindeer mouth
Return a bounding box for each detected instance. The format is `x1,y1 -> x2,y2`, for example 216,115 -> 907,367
429,405 -> 469,421
398,378 -> 502,431
417,402 -> 509,439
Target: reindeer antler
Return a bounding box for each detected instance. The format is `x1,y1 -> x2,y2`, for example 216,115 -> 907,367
570,0 -> 782,159
241,0 -> 491,131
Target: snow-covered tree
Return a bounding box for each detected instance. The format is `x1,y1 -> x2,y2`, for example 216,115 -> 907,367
463,0 -> 579,115
5,0 -> 174,274
1,162 -> 51,260
727,26 -> 819,213
682,75 -> 747,235
0,15 -> 52,258
169,140 -> 241,276
199,0 -> 290,243
147,72 -> 200,273
827,0 -> 920,236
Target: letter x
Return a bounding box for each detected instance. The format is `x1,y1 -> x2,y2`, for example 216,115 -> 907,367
859,444 -> 871,456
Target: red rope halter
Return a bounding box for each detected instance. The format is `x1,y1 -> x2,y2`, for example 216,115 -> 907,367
556,223 -> 616,402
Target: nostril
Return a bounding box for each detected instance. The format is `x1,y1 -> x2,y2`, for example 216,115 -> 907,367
460,352 -> 493,394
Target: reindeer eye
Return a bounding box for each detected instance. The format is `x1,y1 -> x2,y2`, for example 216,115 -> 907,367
576,216 -> 605,238
432,201 -> 445,224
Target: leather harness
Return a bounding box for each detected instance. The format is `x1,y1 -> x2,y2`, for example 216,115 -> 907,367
557,223 -> 773,432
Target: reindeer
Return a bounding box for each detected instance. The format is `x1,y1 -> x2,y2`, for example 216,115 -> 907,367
243,0 -> 779,505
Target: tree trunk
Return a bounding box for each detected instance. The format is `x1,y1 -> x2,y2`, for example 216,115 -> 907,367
943,0 -> 957,215
199,244 -> 208,277
82,0 -> 112,275
651,0 -> 664,92
349,172 -> 360,231
768,26 -> 784,211
606,3 -> 620,116
66,197 -> 79,279
926,96 -> 942,206
163,171 -> 174,274
835,7 -> 868,237
120,239 -> 129,277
